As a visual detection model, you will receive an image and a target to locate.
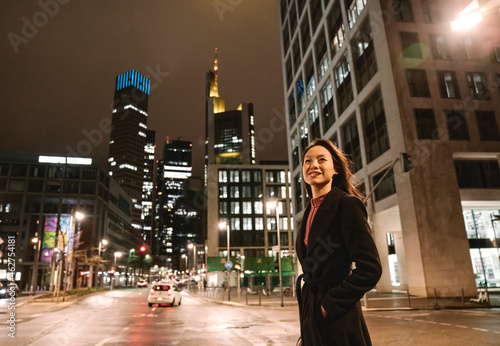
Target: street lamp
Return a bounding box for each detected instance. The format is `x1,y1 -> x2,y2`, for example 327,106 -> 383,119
450,0 -> 500,31
218,221 -> 231,301
267,199 -> 284,307
30,236 -> 42,295
188,243 -> 196,273
97,239 -> 108,287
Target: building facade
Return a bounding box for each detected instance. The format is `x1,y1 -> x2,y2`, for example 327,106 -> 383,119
278,0 -> 500,296
108,70 -> 151,231
0,153 -> 139,290
142,130 -> 156,246
206,163 -> 294,280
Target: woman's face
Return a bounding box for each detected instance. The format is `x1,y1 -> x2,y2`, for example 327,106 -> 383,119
302,145 -> 336,196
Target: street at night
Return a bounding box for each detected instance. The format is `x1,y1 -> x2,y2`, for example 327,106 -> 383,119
1,288 -> 500,345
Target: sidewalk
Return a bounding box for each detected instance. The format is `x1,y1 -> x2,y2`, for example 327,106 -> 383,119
188,286 -> 500,311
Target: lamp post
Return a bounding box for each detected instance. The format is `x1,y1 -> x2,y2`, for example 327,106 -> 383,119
188,243 -> 196,273
268,200 -> 284,307
30,236 -> 42,295
219,222 -> 231,301
112,252 -> 122,289
97,239 -> 108,287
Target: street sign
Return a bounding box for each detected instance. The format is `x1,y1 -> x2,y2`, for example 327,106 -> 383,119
225,260 -> 233,270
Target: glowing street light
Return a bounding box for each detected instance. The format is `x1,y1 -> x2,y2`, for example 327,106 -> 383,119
267,199 -> 284,307
30,236 -> 42,294
450,0 -> 499,31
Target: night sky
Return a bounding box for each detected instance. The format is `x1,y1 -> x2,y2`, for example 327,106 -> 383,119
0,1 -> 287,178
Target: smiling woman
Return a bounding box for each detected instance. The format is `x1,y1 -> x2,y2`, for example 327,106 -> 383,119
296,138 -> 382,346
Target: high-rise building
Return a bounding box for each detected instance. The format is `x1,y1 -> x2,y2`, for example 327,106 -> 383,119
108,70 -> 151,231
156,137 -> 193,267
205,49 -> 256,184
278,0 -> 500,297
142,130 -> 156,245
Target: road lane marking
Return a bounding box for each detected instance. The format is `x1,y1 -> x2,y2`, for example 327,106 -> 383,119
95,337 -> 111,346
456,325 -> 468,328
472,328 -> 488,332
439,323 -> 451,326
426,321 -> 437,324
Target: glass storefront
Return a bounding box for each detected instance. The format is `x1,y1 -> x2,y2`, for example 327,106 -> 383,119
463,209 -> 500,288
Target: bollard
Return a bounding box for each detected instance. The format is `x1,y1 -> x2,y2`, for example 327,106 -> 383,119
258,289 -> 261,306
407,289 -> 411,308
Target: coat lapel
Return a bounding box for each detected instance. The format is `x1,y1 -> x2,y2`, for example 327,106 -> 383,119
305,187 -> 345,257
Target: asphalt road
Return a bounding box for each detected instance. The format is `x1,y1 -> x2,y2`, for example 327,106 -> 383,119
1,288 -> 499,345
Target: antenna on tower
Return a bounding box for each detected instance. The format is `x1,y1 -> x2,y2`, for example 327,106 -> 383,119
214,48 -> 219,95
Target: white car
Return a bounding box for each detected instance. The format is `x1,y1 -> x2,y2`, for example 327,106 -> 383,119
148,283 -> 182,307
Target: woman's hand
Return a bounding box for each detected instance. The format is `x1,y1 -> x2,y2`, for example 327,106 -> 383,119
321,305 -> 327,318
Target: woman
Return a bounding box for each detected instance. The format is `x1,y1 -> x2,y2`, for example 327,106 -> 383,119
296,139 -> 382,346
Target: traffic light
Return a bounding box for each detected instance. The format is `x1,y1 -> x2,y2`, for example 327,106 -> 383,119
402,153 -> 413,172
140,246 -> 146,252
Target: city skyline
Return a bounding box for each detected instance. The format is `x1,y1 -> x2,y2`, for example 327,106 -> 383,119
0,1 -> 288,179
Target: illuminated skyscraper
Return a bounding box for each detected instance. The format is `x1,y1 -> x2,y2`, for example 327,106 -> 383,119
142,129 -> 156,245
156,137 -> 193,266
108,70 -> 151,231
205,49 -> 256,185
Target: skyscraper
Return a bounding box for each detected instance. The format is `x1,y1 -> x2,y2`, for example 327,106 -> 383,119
278,0 -> 500,297
142,129 -> 156,245
108,70 -> 151,231
156,137 -> 193,267
205,49 -> 256,185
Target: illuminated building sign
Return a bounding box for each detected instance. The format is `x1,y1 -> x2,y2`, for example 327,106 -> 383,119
116,70 -> 151,95
38,156 -> 92,165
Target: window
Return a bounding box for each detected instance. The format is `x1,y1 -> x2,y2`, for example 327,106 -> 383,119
467,72 -> 490,100
219,170 -> 227,183
267,217 -> 277,230
393,0 -> 414,22
219,201 -> 227,214
242,217 -> 252,230
300,15 -> 311,52
229,170 -> 240,183
242,201 -> 252,214
230,201 -> 240,214
401,32 -> 422,59
455,161 -> 500,188
414,109 -> 438,139
445,110 -> 470,140
346,0 -> 367,28
242,170 -> 251,182
305,57 -> 316,98
253,185 -> 262,198
219,186 -> 227,198
231,218 -> 240,231
334,53 -> 354,115
254,201 -> 263,214
352,20 -> 377,91
242,185 -> 251,198
372,168 -> 396,201
475,111 -> 500,141
11,165 -> 27,177
421,0 -> 441,23
28,180 -> 44,192
291,131 -> 300,169
282,19 -> 290,52
361,88 -> 390,162
266,170 -> 285,183
288,93 -> 296,126
320,80 -> 335,132
299,118 -> 309,152
255,217 -> 264,230
230,186 -> 240,198
292,39 -> 301,76
253,170 -> 262,182
297,79 -> 306,114
328,2 -> 344,56
406,69 -> 430,97
309,101 -> 321,140
458,37 -> 475,60
294,175 -> 303,210
437,71 -> 460,99
430,34 -> 451,60
9,180 -> 25,192
315,30 -> 329,80
30,165 -> 45,177
342,115 -> 363,172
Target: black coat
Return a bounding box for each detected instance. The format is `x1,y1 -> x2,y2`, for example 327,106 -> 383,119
296,187 -> 382,346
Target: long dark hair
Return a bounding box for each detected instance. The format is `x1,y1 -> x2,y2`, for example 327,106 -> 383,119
301,138 -> 363,200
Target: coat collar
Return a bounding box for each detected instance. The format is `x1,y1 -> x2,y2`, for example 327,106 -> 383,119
296,187 -> 346,261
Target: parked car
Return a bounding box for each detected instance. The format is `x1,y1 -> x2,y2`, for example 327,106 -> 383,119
147,283 -> 181,307
137,279 -> 148,288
